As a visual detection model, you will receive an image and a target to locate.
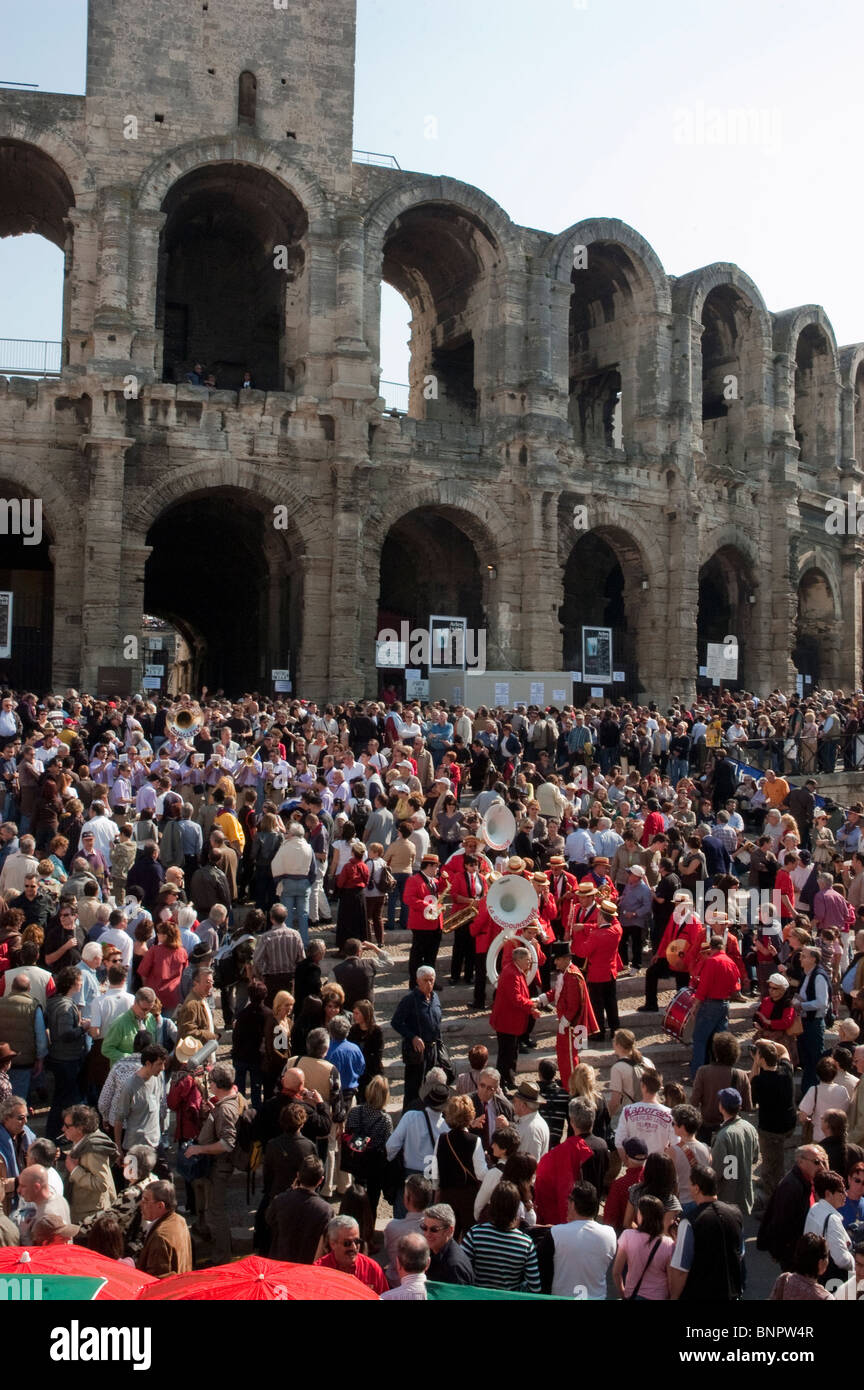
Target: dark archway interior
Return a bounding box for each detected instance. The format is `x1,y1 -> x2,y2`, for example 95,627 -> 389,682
0,140 -> 75,247
378,510 -> 485,670
0,485 -> 54,692
382,203 -> 495,423
701,286 -> 739,420
145,491 -> 290,695
697,548 -> 751,688
794,569 -> 835,683
794,323 -> 832,466
158,164 -> 308,390
568,243 -> 633,450
560,531 -> 637,689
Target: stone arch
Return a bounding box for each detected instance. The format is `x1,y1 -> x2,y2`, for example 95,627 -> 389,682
697,532 -> 759,689
839,343 -> 864,467
545,219 -> 670,451
774,307 -> 840,473
0,467 -> 63,692
124,459 -> 327,551
0,117 -> 93,210
794,554 -> 842,686
363,177 -> 517,423
135,134 -> 330,221
671,262 -> 771,346
365,478 -> 509,563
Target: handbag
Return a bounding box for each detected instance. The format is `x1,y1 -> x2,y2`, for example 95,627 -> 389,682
340,1131 -> 372,1176
786,1014 -> 803,1037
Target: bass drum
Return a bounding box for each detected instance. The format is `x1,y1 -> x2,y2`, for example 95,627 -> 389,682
664,986 -> 698,1045
487,931 -> 539,988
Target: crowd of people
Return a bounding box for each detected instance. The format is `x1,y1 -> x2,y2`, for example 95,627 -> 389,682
0,681 -> 862,1300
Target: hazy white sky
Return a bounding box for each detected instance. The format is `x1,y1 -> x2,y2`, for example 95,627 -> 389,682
2,0 -> 863,384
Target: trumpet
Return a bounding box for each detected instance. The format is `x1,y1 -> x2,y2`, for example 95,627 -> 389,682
424,886 -> 479,932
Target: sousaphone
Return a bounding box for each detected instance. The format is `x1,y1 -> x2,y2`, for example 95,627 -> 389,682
481,802 -> 516,854
485,874 -> 541,986
167,705 -> 204,740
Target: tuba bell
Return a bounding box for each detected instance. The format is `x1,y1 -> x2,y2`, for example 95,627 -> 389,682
168,706 -> 204,740
486,874 -> 540,932
481,802 -> 516,854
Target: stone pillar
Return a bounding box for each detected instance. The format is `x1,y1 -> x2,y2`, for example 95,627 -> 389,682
63,207 -> 99,374
840,539 -> 864,690
520,491 -> 563,670
93,186 -> 134,365
48,540 -> 86,688
335,212 -> 365,349
128,210 -> 167,377
325,460 -> 366,695
664,505 -> 699,705
79,435 -> 132,691
297,554 -> 332,701
117,540 -> 152,693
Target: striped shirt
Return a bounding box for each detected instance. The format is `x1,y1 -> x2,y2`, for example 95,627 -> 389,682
461,1222 -> 541,1293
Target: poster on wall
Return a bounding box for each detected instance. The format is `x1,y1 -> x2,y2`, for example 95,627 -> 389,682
0,592 -> 11,660
429,616 -> 467,670
581,626 -> 612,684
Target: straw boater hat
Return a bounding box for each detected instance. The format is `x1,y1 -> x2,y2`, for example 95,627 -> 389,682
592,855 -> 610,867
548,855 -> 568,868
506,856 -> 526,872
421,853 -> 440,865
576,882 -> 597,896
531,872 -> 548,887
175,1036 -> 204,1066
597,899 -> 619,918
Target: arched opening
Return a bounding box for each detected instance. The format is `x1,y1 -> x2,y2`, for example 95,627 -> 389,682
794,568 -> 838,685
854,360 -> 864,470
238,71 -> 257,127
156,164 -> 308,391
144,489 -> 299,695
380,203 -> 498,423
560,529 -> 644,695
0,140 -> 74,373
568,242 -> 653,453
793,323 -> 836,471
700,284 -> 761,468
0,483 -> 54,692
377,509 -> 488,684
697,546 -> 755,691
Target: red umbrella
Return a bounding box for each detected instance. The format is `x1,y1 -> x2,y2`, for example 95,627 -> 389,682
137,1255 -> 380,1301
0,1246 -> 156,1300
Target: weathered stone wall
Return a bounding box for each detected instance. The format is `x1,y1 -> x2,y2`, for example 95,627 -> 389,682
0,0 -> 862,702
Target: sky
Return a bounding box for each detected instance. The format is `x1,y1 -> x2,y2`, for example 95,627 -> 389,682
2,0 -> 863,385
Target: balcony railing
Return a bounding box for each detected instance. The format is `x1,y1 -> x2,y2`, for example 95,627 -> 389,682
352,148 -> 401,169
0,339 -> 62,376
380,380 -> 409,413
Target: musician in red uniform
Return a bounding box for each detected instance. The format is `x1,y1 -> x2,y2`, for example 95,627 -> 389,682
579,854 -> 619,902
538,941 -> 598,1087
403,852 -> 445,986
703,911 -> 748,993
442,850 -> 487,987
490,947 -> 540,1088
689,930 -> 742,1078
638,890 -> 706,1014
581,899 -> 624,1041
546,855 -> 578,940
469,859 -> 527,1011
569,882 -> 600,969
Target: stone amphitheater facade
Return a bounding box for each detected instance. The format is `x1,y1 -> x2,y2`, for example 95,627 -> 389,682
1,0 -> 862,702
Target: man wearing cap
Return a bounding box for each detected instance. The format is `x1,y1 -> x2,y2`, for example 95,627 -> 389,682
536,943 -> 597,1088
689,934 -> 742,1079
403,852 -> 446,986
639,892 -> 705,1013
441,850 -> 487,987
837,804 -> 863,856
710,1087 -> 759,1215
511,1080 -> 550,1161
580,855 -> 618,902
581,900 -> 623,1041
468,861 -> 523,1011
616,864 -> 653,970
490,947 -> 541,1090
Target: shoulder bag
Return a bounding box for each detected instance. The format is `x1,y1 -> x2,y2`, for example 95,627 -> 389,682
624,1235 -> 662,1301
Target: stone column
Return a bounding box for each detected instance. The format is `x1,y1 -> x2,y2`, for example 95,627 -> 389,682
297,553 -> 332,701
117,540 -> 152,693
335,212 -> 365,349
325,460 -> 366,695
664,505 -> 699,705
78,435 -> 132,691
520,490 -> 563,670
48,540 -> 86,688
128,210 -> 167,377
93,186 -> 134,365
840,539 -> 864,690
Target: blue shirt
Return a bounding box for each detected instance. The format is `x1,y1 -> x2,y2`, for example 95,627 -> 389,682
327,1038 -> 366,1092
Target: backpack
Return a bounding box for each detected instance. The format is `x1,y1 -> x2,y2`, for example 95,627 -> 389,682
351,798 -> 372,837
230,1096 -> 263,1197
374,860 -> 396,895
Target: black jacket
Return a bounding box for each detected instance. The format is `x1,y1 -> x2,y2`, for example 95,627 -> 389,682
756,1164 -> 811,1269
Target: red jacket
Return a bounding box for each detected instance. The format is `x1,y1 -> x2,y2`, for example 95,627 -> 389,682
551,964 -> 598,1033
694,950 -> 741,1001
641,812 -> 666,848
581,921 -> 623,982
470,901 -> 500,954
403,870 -> 443,933
490,960 -> 537,1035
569,902 -> 599,952
535,890 -> 558,944
443,861 -> 487,910
548,871 -> 579,916
655,915 -> 706,974
535,1135 -> 593,1225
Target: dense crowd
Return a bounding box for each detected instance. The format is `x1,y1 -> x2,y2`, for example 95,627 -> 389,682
0,682 -> 863,1300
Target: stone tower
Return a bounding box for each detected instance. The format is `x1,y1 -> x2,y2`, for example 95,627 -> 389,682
1,0 -> 862,702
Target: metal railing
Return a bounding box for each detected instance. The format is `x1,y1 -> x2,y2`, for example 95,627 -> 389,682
380,380 -> 409,413
0,339 -> 62,376
352,149 -> 401,169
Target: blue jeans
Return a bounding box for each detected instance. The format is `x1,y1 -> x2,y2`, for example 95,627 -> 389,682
669,758 -> 688,786
799,1015 -> 825,1094
234,1062 -> 267,1110
387,873 -> 410,930
599,748 -> 617,775
46,1057 -> 84,1138
280,878 -> 311,945
690,998 -> 729,1079
8,1065 -> 33,1102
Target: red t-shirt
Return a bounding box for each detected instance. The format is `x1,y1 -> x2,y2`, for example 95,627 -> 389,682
315,1251 -> 389,1295
604,1163 -> 645,1232
694,951 -> 740,1001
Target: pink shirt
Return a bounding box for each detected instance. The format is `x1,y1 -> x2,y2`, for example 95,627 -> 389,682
617,1229 -> 674,1300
